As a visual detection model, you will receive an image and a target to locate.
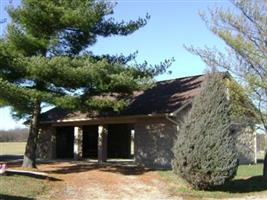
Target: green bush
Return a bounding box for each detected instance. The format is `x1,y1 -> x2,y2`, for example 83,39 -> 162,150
172,73 -> 238,190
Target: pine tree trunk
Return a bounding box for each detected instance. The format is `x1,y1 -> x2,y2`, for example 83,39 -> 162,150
22,100 -> 41,168
263,150 -> 267,180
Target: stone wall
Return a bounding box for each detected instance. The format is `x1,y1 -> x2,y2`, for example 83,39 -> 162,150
231,123 -> 256,164
134,118 -> 177,169
134,116 -> 256,169
257,134 -> 267,152
36,126 -> 56,159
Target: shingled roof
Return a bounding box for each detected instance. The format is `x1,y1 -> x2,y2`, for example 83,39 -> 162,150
40,74 -> 206,123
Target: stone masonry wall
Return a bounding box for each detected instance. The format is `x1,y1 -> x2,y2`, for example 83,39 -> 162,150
36,126 -> 56,159
134,115 -> 256,169
134,118 -> 177,169
231,124 -> 256,164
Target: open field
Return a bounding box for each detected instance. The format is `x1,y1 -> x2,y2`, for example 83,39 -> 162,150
159,164 -> 267,199
0,142 -> 26,155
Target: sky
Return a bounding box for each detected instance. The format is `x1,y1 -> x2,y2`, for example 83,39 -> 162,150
0,0 -> 230,130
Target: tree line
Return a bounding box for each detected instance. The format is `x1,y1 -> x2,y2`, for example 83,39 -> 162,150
0,128 -> 29,142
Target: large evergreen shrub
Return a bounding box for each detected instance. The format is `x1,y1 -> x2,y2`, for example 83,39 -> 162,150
172,74 -> 238,190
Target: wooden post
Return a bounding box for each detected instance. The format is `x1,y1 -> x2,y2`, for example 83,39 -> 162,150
74,126 -> 83,160
98,125 -> 108,163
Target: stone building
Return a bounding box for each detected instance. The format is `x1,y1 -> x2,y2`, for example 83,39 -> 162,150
37,74 -> 256,169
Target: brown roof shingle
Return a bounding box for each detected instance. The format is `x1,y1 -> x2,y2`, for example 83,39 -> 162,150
40,74 -> 206,122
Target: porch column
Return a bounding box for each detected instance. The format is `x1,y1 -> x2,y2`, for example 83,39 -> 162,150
74,126 -> 83,160
98,125 -> 108,163
130,129 -> 135,158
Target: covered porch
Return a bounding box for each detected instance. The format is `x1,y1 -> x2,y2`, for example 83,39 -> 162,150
54,123 -> 135,163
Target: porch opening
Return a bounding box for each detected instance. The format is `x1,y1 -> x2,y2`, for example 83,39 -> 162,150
56,126 -> 74,158
82,125 -> 98,158
107,124 -> 133,159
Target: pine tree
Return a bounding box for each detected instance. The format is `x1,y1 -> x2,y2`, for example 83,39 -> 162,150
0,0 -> 171,168
172,74 -> 238,190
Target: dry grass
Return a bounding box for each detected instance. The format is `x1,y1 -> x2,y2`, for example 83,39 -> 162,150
0,142 -> 26,155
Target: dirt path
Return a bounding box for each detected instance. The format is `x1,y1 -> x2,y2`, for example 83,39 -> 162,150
37,161 -> 181,200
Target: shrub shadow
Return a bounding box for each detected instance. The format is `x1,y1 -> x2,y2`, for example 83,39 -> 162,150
212,176 -> 267,193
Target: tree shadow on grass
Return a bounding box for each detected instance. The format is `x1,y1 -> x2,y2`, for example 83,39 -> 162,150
5,172 -> 61,181
212,176 -> 267,193
0,155 -> 23,162
0,194 -> 34,200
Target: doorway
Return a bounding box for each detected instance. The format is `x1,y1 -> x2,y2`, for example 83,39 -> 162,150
107,124 -> 133,159
82,125 -> 98,158
56,126 -> 74,158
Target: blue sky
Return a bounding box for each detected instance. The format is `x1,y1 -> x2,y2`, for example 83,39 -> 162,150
0,0 -> 230,130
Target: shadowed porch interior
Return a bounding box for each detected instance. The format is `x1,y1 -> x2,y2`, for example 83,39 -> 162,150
55,124 -> 134,161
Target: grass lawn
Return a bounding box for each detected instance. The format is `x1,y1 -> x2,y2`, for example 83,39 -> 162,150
0,142 -> 51,199
159,164 -> 267,199
0,174 -> 50,200
0,142 -> 26,155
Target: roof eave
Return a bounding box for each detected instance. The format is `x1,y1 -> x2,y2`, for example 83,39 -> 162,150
39,113 -> 168,126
